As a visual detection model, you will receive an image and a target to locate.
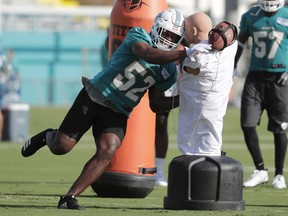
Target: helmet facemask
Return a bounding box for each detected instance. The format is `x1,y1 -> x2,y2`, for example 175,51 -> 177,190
258,0 -> 285,12
154,27 -> 183,51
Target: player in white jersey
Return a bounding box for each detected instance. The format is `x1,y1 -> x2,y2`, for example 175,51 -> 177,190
177,12 -> 238,156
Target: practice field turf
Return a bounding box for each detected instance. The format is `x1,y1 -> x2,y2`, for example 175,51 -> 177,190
1,106 -> 288,216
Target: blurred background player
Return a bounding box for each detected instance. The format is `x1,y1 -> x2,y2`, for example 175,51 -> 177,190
154,91 -> 172,187
154,82 -> 179,187
154,13 -> 201,186
0,55 -> 6,140
0,54 -> 20,140
154,44 -> 184,187
234,0 -> 288,189
177,12 -> 238,156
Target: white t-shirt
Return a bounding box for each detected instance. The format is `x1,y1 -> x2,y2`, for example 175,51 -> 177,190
177,40 -> 238,156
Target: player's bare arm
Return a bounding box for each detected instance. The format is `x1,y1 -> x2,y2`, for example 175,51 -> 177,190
131,41 -> 187,64
234,31 -> 249,68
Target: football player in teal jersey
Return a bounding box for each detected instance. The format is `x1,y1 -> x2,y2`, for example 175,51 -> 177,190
234,0 -> 288,189
21,8 -> 211,209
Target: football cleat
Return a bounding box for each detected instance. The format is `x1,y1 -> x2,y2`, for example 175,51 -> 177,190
21,128 -> 54,157
272,174 -> 287,189
243,169 -> 269,187
58,195 -> 85,210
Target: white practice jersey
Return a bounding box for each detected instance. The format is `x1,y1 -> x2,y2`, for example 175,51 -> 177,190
177,40 -> 238,156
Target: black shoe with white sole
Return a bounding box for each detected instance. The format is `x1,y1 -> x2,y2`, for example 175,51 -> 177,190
21,128 -> 54,157
58,195 -> 85,210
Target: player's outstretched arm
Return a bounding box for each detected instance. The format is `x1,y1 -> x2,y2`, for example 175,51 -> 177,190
131,42 -> 187,64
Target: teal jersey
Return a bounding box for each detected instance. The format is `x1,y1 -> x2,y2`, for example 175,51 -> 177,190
90,27 -> 178,116
239,6 -> 288,72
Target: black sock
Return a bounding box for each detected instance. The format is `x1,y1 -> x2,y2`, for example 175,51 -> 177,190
274,133 -> 287,176
242,126 -> 265,170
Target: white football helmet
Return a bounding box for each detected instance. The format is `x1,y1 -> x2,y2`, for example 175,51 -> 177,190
258,0 -> 285,12
150,8 -> 185,51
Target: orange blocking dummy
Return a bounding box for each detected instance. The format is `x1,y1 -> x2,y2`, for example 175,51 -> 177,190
91,0 -> 168,198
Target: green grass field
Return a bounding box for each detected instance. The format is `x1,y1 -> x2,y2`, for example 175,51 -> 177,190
1,106 -> 288,216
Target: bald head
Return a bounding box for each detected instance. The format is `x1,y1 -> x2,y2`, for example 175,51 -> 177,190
185,12 -> 212,44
